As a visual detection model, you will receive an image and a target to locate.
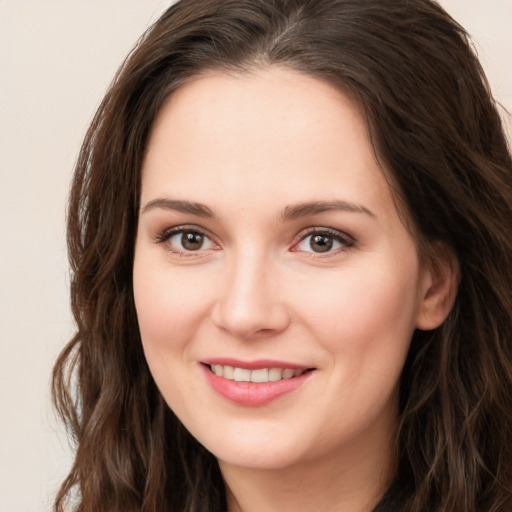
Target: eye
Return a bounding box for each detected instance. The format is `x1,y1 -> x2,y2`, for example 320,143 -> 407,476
293,228 -> 354,254
156,227 -> 218,254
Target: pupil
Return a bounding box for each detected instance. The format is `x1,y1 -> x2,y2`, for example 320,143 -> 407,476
181,232 -> 203,250
311,234 -> 333,253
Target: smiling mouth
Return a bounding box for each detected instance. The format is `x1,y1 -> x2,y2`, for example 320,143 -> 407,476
202,362 -> 315,406
207,364 -> 312,383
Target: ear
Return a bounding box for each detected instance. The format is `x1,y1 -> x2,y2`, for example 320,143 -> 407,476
415,244 -> 460,331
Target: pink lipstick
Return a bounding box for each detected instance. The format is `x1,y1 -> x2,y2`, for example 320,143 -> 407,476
201,359 -> 314,407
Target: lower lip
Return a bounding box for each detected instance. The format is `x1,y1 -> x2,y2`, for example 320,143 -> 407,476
202,365 -> 313,407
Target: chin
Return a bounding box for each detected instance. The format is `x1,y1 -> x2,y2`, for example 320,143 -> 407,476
186,420 -> 310,470
215,445 -> 305,471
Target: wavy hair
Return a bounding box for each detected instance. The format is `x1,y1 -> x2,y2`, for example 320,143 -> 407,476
52,0 -> 512,510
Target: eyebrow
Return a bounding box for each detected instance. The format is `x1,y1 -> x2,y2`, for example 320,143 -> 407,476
140,197 -> 376,221
141,198 -> 217,218
280,200 -> 376,221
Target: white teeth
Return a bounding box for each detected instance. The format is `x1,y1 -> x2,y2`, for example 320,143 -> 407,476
268,368 -> 282,381
223,365 -> 234,379
282,369 -> 295,379
210,365 -> 307,383
250,368 -> 269,383
233,368 -> 251,382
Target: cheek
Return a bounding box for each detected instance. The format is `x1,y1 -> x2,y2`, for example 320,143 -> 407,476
296,258 -> 421,368
132,256 -> 213,368
132,259 -> 213,411
133,277 -> 176,351
297,262 -> 420,434
135,255 -> 207,329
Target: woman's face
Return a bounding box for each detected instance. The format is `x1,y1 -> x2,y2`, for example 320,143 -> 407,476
133,67 -> 435,472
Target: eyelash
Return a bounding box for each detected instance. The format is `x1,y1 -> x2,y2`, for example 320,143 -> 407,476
154,225 -> 218,257
292,227 -> 355,256
154,225 -> 355,257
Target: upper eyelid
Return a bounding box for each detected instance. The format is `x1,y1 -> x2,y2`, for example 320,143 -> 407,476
291,227 -> 356,256
294,226 -> 355,243
155,224 -> 215,242
155,225 -> 220,256
153,224 -> 355,249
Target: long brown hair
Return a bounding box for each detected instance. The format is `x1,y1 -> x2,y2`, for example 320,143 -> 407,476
53,0 -> 512,510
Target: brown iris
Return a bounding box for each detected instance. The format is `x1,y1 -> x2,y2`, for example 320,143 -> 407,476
181,232 -> 204,250
310,234 -> 333,253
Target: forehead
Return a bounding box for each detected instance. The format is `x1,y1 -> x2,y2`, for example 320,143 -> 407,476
141,66 -> 397,226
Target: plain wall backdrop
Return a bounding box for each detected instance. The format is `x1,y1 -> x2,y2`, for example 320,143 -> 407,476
0,1 -> 510,511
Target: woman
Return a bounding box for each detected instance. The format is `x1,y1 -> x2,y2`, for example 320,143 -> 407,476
52,0 -> 512,511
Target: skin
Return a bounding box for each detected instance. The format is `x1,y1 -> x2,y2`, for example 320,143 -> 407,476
133,67 -> 457,512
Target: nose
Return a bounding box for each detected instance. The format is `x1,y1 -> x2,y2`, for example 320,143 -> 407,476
211,251 -> 291,339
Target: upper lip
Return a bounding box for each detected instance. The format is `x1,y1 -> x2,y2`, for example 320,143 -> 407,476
201,357 -> 312,370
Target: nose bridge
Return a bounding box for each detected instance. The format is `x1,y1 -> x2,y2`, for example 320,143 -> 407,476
212,244 -> 289,337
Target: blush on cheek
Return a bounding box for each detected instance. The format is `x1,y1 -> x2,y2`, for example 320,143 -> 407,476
303,269 -> 418,363
134,273 -> 213,362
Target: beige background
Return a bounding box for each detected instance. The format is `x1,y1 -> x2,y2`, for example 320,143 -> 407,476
0,1 -> 510,511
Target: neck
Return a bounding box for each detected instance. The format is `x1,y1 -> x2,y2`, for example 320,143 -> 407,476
220,423 -> 397,512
